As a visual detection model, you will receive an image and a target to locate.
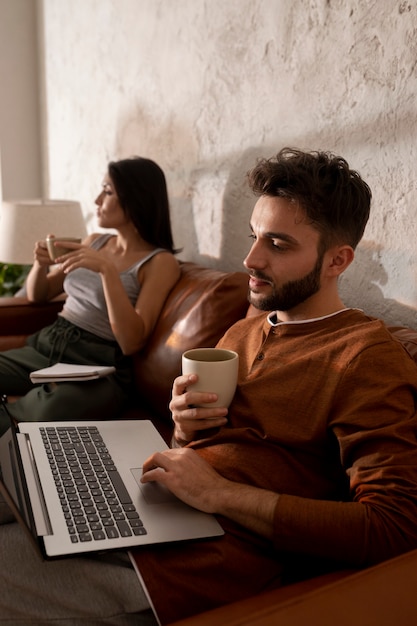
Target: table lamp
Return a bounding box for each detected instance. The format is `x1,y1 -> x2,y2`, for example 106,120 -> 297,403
0,199 -> 87,264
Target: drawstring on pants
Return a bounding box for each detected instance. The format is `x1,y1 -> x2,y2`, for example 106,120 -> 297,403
46,318 -> 82,365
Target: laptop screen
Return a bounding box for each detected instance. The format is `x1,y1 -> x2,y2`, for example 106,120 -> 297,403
0,414 -> 45,558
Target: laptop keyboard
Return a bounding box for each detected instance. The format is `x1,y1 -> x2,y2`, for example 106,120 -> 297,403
40,425 -> 147,543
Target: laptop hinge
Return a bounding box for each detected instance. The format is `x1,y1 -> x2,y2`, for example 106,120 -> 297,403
17,433 -> 52,536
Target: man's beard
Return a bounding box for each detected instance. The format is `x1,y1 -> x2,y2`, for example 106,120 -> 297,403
248,253 -> 324,312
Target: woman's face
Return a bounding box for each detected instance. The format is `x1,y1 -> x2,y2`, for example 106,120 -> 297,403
95,174 -> 129,229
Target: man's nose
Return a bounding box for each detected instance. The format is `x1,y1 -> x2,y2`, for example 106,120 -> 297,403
244,241 -> 265,271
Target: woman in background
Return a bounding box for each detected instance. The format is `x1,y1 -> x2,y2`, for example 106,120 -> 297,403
0,156 -> 180,433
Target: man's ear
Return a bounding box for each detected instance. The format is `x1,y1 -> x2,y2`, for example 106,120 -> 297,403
325,245 -> 355,277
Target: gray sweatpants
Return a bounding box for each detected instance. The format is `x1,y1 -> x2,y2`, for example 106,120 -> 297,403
0,497 -> 157,625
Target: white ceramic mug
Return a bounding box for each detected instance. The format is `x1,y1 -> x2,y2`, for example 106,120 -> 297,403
182,348 -> 239,408
46,236 -> 81,261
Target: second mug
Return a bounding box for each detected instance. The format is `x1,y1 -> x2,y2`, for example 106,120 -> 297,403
182,348 -> 239,408
46,236 -> 81,261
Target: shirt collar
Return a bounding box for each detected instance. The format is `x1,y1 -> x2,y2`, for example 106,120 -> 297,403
267,308 -> 358,327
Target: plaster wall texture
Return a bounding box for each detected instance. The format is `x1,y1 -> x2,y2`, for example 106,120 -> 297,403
41,0 -> 417,327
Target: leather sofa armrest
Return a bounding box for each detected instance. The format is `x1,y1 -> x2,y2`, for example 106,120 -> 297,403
168,569 -> 354,626
169,548 -> 417,626
0,295 -> 65,337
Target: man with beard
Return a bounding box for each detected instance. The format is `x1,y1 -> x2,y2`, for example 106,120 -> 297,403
138,148 -> 417,622
1,148 -> 417,626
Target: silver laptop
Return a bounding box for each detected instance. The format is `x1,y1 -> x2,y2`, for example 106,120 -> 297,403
0,418 -> 224,559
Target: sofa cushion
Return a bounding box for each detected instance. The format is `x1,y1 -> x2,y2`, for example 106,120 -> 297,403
131,261 -> 249,421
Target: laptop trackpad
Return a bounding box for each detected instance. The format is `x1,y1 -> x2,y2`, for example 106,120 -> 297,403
131,468 -> 179,504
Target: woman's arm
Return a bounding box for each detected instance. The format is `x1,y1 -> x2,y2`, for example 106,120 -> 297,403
59,247 -> 180,354
25,238 -> 65,303
26,234 -> 97,303
101,252 -> 180,354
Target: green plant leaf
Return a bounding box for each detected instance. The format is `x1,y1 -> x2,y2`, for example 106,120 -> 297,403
0,263 -> 31,296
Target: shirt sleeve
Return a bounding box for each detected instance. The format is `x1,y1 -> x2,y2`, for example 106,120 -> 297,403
272,338 -> 417,567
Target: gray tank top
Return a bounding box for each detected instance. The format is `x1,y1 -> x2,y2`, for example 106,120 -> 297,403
60,234 -> 166,340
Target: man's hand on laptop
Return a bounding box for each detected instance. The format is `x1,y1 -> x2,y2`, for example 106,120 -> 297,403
140,447 -> 279,539
141,448 -> 226,513
169,374 -> 229,446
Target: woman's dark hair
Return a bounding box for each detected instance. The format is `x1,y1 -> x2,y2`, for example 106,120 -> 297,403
108,156 -> 178,253
247,147 -> 372,251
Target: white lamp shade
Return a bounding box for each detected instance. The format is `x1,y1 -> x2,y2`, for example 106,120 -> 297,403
0,199 -> 87,264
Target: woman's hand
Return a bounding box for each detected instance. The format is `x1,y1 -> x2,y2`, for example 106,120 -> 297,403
169,374 -> 228,445
56,242 -> 114,276
26,236 -> 67,302
34,239 -> 54,267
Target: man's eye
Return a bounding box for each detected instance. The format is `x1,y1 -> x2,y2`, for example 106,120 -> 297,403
271,241 -> 286,251
248,233 -> 256,241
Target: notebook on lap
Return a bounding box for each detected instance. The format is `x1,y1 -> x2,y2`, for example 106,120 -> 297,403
0,418 -> 224,559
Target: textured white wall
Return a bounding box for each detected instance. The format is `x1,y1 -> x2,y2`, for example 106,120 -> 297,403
41,0 -> 417,327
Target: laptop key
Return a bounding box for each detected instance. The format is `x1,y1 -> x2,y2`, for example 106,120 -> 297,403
129,518 -> 144,528
108,469 -> 132,504
126,511 -> 140,519
105,526 -> 119,539
116,520 -> 132,537
76,524 -> 89,533
93,530 -> 106,540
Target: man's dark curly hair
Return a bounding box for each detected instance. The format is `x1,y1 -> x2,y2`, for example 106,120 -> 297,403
247,147 -> 372,251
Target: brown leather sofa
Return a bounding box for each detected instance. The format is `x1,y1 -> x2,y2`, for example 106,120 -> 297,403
0,261 -> 250,442
1,260 -> 417,625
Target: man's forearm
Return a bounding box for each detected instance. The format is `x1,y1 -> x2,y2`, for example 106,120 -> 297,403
211,481 -> 280,540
